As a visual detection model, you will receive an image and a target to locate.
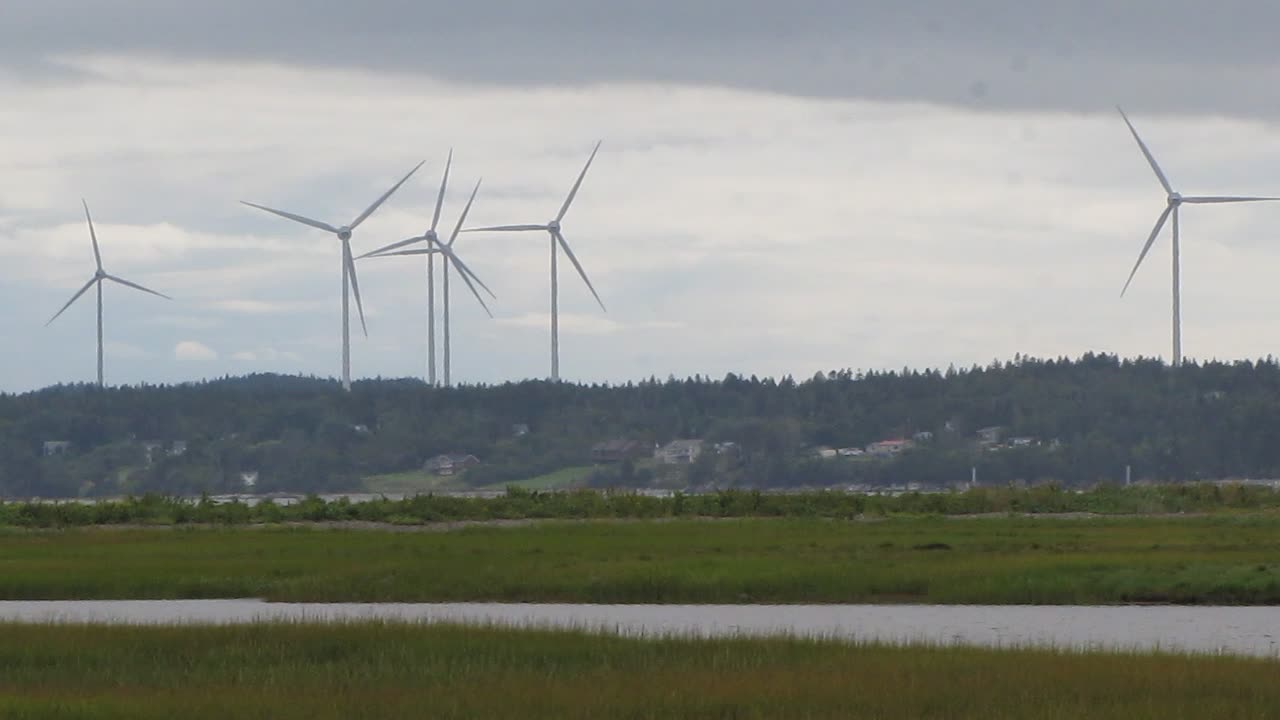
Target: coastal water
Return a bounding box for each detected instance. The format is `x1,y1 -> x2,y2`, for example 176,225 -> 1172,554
1,601 -> 1277,657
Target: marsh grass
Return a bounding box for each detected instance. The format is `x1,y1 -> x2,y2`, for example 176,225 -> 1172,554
3,517 -> 1280,604
0,622 -> 1276,719
6,483 -> 1280,529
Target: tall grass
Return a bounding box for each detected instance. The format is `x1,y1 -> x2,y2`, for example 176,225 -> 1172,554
4,517 -> 1280,604
4,483 -> 1280,528
0,623 -> 1275,719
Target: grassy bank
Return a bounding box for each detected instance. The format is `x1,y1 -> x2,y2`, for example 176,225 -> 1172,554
0,623 -> 1275,719
4,516 -> 1280,604
6,483 -> 1280,528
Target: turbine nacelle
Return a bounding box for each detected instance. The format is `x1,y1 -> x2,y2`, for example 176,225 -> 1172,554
94,269 -> 106,280
1167,192 -> 1183,206
547,220 -> 562,232
423,230 -> 439,243
337,227 -> 353,241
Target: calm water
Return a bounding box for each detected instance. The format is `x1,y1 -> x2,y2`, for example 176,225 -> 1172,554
1,601 -> 1278,657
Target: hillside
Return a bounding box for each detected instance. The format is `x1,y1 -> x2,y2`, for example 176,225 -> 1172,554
3,354 -> 1280,498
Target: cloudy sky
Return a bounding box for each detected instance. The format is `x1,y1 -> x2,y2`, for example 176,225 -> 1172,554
3,1 -> 1280,391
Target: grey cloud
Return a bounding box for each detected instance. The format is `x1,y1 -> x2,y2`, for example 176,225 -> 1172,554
6,1 -> 1280,116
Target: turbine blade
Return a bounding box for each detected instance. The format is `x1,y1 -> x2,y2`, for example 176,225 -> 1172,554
438,244 -> 496,301
349,160 -> 424,230
105,274 -> 172,300
447,179 -> 483,248
365,248 -> 442,258
83,200 -> 103,271
1117,107 -> 1173,195
439,247 -> 493,318
357,236 -> 426,259
557,140 -> 602,222
45,277 -> 98,326
1121,205 -> 1173,297
344,242 -> 368,337
462,224 -> 548,233
554,229 -> 605,311
431,150 -> 452,233
240,202 -> 339,234
1181,196 -> 1280,204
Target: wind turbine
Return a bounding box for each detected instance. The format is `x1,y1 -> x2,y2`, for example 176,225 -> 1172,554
241,161 -> 423,391
464,141 -> 606,381
1118,108 -> 1279,367
46,200 -> 172,387
359,171 -> 495,387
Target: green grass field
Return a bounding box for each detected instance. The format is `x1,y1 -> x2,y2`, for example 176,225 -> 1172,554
0,623 -> 1274,719
5,516 -> 1280,604
487,465 -> 596,490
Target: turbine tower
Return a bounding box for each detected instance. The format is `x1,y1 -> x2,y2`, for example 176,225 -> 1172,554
241,161 -> 423,391
1118,108 -> 1279,367
465,141 -> 606,381
46,200 -> 172,387
360,176 -> 494,387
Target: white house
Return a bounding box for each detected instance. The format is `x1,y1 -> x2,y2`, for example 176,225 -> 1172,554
655,439 -> 704,465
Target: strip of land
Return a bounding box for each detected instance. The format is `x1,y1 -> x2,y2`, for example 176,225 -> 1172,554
0,623 -> 1274,719
4,516 -> 1280,604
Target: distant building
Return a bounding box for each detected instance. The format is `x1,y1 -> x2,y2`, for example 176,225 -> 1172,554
169,441 -> 188,457
512,423 -> 531,438
1008,437 -> 1037,448
42,441 -> 72,457
866,439 -> 913,457
812,446 -> 838,460
351,424 -> 372,436
142,441 -> 164,465
837,447 -> 865,457
976,426 -> 1003,446
423,453 -> 481,476
913,431 -> 935,443
591,439 -> 648,464
655,439 -> 704,465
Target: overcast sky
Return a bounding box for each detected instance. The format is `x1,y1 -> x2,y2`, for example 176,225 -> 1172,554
3,1 -> 1280,391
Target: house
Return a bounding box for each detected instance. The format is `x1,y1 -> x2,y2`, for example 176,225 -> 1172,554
423,453 -> 481,476
866,439 -> 913,457
811,446 -> 838,460
976,426 -> 1003,446
591,439 -> 648,463
511,423 -> 531,438
913,431 -> 935,443
42,441 -> 72,457
169,440 -> 188,457
837,447 -> 865,457
1008,437 -> 1037,448
655,439 -> 704,465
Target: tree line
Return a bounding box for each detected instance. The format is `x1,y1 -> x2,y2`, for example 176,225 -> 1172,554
3,353 -> 1280,497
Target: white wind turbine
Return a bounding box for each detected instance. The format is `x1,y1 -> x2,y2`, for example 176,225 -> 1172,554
46,200 -> 172,387
241,161 -> 423,391
359,164 -> 495,387
1118,108 -> 1279,367
464,142 -> 606,381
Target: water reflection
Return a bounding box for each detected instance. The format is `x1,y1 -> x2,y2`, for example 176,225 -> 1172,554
1,601 -> 1277,657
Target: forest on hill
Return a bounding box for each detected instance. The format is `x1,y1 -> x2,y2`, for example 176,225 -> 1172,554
3,353 -> 1280,498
